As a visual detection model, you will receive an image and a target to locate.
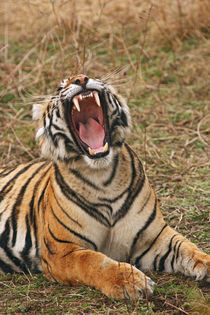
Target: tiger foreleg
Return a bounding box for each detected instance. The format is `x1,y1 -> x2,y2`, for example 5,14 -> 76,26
133,226 -> 210,281
41,243 -> 155,300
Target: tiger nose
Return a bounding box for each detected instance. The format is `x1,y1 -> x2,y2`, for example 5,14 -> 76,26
73,75 -> 89,86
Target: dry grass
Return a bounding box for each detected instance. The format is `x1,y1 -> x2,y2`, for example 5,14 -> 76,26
0,0 -> 210,313
1,0 -> 210,96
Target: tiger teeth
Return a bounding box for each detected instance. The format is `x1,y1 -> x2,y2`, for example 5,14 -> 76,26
73,97 -> 80,112
73,91 -> 100,112
88,147 -> 95,156
88,143 -> 109,156
79,92 -> 93,100
103,142 -> 108,152
94,92 -> 101,107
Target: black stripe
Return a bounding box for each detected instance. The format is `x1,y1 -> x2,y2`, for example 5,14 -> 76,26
29,165 -> 51,256
48,224 -> 74,244
54,163 -> 111,227
107,92 -> 118,110
47,108 -> 57,146
158,234 -> 178,272
99,187 -> 128,203
43,112 -> 46,127
0,167 -> 16,178
110,93 -> 121,110
130,199 -> 157,260
0,259 -> 14,273
176,241 -> 183,262
112,144 -> 145,225
29,194 -> 36,225
113,141 -> 123,148
11,162 -> 48,246
50,206 -> 97,251
56,108 -> 61,118
120,110 -> 128,127
170,239 -> 179,272
110,108 -> 118,118
0,219 -> 28,273
51,123 -> 65,132
113,94 -> 122,107
37,177 -> 50,214
51,185 -> 82,228
47,103 -> 51,119
138,190 -> 152,214
0,219 -> 10,249
53,132 -> 79,154
153,254 -> 159,271
70,169 -> 101,191
134,223 -> 167,268
103,155 -> 119,186
43,237 -> 55,255
41,257 -> 57,282
62,248 -> 86,258
110,117 -> 124,135
99,148 -> 131,203
21,215 -> 32,269
1,162 -> 35,194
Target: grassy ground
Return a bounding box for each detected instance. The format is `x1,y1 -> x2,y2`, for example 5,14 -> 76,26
0,0 -> 209,313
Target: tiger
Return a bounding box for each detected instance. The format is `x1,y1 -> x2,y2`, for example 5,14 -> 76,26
0,74 -> 209,300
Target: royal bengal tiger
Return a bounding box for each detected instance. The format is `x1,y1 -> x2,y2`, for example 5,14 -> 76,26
0,74 -> 209,300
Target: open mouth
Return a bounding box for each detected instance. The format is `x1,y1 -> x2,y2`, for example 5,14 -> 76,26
70,90 -> 109,158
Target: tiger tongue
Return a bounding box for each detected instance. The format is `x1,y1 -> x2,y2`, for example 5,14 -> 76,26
79,118 -> 105,149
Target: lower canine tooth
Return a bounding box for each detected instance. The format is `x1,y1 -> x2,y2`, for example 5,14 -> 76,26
88,147 -> 95,155
103,142 -> 108,152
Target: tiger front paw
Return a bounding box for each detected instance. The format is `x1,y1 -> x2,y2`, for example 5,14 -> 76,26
192,253 -> 210,282
101,262 -> 155,300
181,250 -> 210,282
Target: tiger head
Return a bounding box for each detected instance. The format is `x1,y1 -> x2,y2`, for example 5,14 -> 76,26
33,74 -> 131,169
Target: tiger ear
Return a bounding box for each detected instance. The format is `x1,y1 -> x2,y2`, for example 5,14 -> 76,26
32,103 -> 44,120
56,78 -> 70,92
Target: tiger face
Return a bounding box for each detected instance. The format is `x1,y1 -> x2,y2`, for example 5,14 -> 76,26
33,75 -> 131,169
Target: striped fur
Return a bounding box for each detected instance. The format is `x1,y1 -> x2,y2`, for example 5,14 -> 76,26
0,75 -> 209,300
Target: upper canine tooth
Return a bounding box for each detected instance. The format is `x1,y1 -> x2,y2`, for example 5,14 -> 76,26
94,92 -> 101,107
73,97 -> 80,112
